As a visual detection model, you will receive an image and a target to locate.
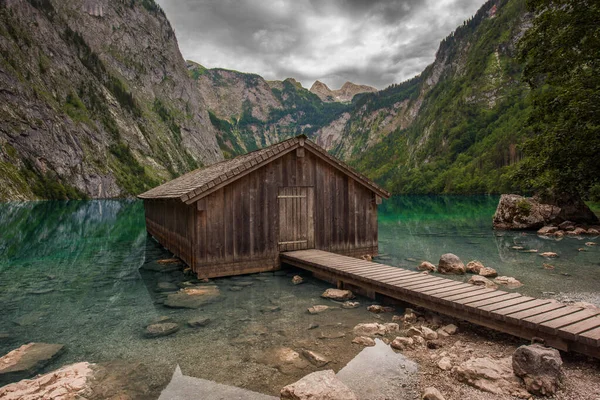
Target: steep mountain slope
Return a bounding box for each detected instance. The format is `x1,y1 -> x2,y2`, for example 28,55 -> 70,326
188,62 -> 350,158
316,0 -> 532,194
0,0 -> 222,200
309,80 -> 377,103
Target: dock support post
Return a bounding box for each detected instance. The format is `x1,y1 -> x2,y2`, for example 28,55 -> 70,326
336,280 -> 344,289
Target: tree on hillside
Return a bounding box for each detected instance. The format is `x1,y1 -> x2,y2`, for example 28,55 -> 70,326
516,0 -> 600,200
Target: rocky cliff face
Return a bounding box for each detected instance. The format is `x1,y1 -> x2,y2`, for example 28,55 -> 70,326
309,80 -> 377,103
0,0 -> 222,200
189,64 -> 350,158
315,0 -> 533,195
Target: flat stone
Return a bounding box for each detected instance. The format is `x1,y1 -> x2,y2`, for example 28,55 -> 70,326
321,288 -> 354,300
281,370 -> 356,400
0,343 -> 65,385
308,305 -> 329,314
187,317 -> 211,328
145,323 -> 180,338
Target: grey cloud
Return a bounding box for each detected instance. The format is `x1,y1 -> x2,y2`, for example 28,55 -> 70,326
158,0 -> 486,89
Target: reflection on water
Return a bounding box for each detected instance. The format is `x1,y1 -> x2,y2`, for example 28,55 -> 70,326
0,197 -> 598,397
378,196 -> 600,300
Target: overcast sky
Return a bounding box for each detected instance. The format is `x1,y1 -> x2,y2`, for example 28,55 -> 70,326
157,0 -> 487,90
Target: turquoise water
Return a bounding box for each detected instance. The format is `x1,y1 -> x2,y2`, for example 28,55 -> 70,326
0,197 -> 598,396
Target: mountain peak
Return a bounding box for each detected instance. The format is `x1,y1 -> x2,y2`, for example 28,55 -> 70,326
310,80 -> 377,103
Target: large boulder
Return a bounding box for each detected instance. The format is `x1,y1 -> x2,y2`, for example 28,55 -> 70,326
0,343 -> 64,385
438,254 -> 466,275
280,370 -> 357,400
493,194 -> 598,230
454,356 -> 530,398
512,344 -> 563,396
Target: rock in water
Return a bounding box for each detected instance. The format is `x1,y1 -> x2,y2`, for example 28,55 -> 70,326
187,317 -> 211,328
479,266 -> 498,278
145,322 -> 179,338
493,194 -> 598,230
321,288 -> 354,300
280,370 -> 357,400
0,343 -> 64,385
292,275 -> 304,285
466,260 -> 484,274
0,362 -> 93,399
353,323 -> 388,336
308,305 -> 329,314
418,261 -> 436,272
494,276 -> 523,288
342,301 -> 360,309
164,286 -> 220,309
512,344 -> 562,396
438,254 -> 466,275
301,349 -> 330,367
422,387 -> 446,400
537,226 -> 558,235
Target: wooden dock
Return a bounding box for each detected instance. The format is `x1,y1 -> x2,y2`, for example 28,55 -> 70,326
281,249 -> 600,359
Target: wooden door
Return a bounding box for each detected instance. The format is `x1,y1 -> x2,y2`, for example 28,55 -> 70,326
278,187 -> 314,252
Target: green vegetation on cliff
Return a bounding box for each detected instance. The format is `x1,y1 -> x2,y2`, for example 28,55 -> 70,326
351,0 -> 531,195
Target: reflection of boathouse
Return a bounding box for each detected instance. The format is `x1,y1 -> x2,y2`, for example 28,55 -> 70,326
139,135 -> 390,278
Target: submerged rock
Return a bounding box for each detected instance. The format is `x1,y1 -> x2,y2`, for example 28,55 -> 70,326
321,288 -> 354,300
187,317 -> 211,328
292,275 -> 304,285
145,316 -> 174,327
353,323 -> 391,336
539,252 -> 559,258
537,226 -> 558,235
0,343 -> 64,385
156,281 -> 178,292
367,305 -> 394,313
164,286 -> 220,309
301,349 -> 330,367
145,322 -> 180,338
308,305 -> 330,314
512,344 -> 562,396
280,370 -> 357,400
438,254 -> 466,275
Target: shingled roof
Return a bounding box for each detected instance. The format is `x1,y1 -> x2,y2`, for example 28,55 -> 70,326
138,135 -> 391,203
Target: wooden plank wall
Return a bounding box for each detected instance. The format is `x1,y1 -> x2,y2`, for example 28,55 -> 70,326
191,149 -> 379,277
144,199 -> 195,267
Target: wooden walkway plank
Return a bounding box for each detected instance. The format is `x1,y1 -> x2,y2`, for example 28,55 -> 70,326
279,249 -> 600,359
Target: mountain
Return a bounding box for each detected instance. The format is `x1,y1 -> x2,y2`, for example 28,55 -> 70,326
188,62 -> 350,159
309,80 -> 377,103
315,0 -> 532,195
0,0 -> 222,201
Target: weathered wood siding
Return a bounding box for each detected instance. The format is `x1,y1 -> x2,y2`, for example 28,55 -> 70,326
193,149 -> 378,278
144,199 -> 195,267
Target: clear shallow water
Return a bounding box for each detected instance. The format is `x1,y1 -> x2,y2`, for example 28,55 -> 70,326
0,197 -> 598,397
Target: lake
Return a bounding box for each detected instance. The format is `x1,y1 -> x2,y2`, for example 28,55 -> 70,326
0,196 -> 598,397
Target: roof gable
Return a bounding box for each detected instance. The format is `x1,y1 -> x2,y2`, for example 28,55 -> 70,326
138,135 -> 391,202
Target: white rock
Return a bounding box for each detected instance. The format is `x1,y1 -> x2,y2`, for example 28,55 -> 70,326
280,370 -> 357,400
321,288 -> 354,300
437,357 -> 452,371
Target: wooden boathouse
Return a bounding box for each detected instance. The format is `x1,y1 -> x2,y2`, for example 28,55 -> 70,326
138,135 -> 391,278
